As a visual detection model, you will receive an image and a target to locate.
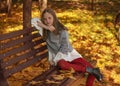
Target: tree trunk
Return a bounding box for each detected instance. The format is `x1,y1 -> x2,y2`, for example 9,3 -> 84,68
91,0 -> 94,11
23,0 -> 32,29
7,0 -> 12,17
0,0 -> 7,13
38,0 -> 47,13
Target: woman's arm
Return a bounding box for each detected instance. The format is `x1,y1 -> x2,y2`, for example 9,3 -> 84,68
37,21 -> 55,32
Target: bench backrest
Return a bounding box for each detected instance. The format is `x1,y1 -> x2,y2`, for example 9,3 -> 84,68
0,27 -> 48,86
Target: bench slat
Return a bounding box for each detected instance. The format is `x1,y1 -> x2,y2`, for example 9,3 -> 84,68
0,28 -> 34,41
0,41 -> 33,60
61,74 -> 84,86
1,45 -> 47,68
4,52 -> 48,78
68,75 -> 84,86
24,67 -> 57,86
1,40 -> 44,60
0,33 -> 41,50
24,67 -> 72,86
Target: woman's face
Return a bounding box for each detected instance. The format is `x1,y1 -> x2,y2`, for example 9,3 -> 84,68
43,12 -> 54,26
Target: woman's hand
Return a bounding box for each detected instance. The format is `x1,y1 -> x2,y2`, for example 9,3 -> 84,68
37,21 -> 55,32
49,61 -> 55,66
37,21 -> 45,28
48,25 -> 55,32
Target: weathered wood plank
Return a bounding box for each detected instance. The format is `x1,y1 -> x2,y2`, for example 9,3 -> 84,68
0,27 -> 85,86
0,27 -> 35,41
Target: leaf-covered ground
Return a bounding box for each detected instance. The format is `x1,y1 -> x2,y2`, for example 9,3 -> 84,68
0,1 -> 120,86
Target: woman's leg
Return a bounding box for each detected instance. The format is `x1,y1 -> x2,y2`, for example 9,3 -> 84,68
71,58 -> 93,68
57,59 -> 86,72
86,74 -> 95,86
71,58 -> 95,86
57,58 -> 95,86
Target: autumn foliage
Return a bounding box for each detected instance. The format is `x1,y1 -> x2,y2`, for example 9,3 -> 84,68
0,1 -> 120,86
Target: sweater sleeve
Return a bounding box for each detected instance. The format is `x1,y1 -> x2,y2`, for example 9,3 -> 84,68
59,30 -> 73,54
31,18 -> 43,36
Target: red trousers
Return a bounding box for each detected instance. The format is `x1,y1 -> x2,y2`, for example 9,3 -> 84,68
57,58 -> 95,86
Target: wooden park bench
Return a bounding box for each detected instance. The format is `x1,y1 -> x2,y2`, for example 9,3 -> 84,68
0,27 -> 85,86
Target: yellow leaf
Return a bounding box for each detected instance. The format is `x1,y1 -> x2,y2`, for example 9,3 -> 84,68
29,80 -> 43,85
67,75 -> 76,80
46,79 -> 60,84
52,75 -> 64,80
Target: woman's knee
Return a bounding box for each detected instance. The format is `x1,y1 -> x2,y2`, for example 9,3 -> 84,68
57,59 -> 70,69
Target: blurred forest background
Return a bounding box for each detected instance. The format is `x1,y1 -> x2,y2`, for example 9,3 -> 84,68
0,0 -> 120,86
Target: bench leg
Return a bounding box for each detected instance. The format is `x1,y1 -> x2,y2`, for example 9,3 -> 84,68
0,61 -> 9,86
0,72 -> 9,86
